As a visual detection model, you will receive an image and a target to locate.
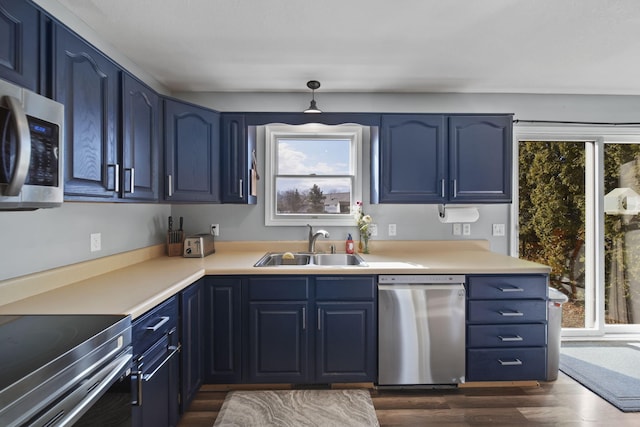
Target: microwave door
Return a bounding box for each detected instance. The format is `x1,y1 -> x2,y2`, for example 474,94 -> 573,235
1,96 -> 31,196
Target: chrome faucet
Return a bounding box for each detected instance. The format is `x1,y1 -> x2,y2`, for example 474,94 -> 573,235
307,224 -> 330,253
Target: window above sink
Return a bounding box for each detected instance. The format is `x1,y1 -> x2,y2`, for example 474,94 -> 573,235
263,124 -> 366,227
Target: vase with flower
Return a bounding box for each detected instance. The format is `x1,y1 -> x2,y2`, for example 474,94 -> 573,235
353,201 -> 373,254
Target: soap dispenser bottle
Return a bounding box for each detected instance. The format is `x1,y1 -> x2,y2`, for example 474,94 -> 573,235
346,233 -> 354,254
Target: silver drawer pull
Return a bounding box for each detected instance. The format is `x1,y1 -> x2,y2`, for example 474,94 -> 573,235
498,310 -> 524,317
498,335 -> 523,342
498,286 -> 524,292
498,358 -> 523,366
146,316 -> 170,331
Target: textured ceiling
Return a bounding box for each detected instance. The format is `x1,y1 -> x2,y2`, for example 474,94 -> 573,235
48,0 -> 640,94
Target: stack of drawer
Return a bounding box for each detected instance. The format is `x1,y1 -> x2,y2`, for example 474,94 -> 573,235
466,275 -> 548,381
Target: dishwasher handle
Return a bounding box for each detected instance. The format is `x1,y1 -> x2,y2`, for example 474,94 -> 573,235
378,283 -> 465,292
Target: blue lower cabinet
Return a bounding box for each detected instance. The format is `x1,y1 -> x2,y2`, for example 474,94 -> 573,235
465,274 -> 548,382
466,348 -> 547,381
248,302 -> 310,383
244,275 -> 376,385
316,302 -> 376,382
204,277 -> 242,383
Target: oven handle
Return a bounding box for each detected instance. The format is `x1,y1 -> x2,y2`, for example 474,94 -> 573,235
132,343 -> 181,406
2,95 -> 31,196
41,349 -> 133,427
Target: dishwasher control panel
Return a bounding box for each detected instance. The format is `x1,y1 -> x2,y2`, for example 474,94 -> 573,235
378,274 -> 465,284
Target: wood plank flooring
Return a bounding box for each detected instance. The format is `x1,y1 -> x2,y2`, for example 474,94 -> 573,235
178,373 -> 640,426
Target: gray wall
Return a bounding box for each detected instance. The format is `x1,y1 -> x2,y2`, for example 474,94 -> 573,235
1,203 -> 170,281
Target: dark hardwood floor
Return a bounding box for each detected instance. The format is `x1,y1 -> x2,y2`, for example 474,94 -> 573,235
178,373 -> 640,426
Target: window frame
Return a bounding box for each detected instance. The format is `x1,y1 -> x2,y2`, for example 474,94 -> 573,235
264,123 -> 363,226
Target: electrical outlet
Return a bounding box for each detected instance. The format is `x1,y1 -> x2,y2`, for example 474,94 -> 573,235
463,223 -> 471,236
211,224 -> 220,236
453,224 -> 462,236
90,233 -> 101,252
492,223 -> 506,236
369,223 -> 378,237
388,223 -> 397,236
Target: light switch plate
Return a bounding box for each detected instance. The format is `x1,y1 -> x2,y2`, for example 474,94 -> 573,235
463,223 -> 471,236
492,223 -> 506,236
453,223 -> 462,235
388,223 -> 396,236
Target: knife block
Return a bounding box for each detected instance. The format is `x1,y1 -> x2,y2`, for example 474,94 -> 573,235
166,231 -> 184,257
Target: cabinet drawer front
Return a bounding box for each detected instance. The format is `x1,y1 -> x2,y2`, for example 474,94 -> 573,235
467,324 -> 546,348
248,277 -> 309,300
316,276 -> 375,300
133,296 -> 178,355
468,300 -> 547,324
467,347 -> 546,381
468,275 -> 547,300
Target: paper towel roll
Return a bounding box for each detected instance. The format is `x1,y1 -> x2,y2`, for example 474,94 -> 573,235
438,206 -> 480,223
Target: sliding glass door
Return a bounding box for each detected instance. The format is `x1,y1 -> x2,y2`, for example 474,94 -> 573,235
516,127 -> 640,336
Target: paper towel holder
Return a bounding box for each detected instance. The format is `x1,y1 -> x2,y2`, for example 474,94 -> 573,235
438,204 -> 447,218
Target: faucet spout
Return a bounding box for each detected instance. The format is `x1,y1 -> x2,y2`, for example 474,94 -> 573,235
307,224 -> 330,253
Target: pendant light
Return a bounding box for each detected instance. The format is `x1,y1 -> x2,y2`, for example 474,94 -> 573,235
303,80 -> 322,113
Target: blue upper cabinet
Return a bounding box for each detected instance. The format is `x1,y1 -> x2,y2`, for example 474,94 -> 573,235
448,115 -> 512,203
164,98 -> 220,202
375,114 -> 447,203
374,114 -> 512,204
53,23 -> 121,200
121,72 -> 160,201
0,0 -> 40,92
221,114 -> 257,204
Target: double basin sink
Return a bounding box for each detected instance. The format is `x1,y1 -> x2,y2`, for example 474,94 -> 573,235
254,252 -> 367,267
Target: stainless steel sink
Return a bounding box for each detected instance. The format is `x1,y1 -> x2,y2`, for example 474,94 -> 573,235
254,252 -> 367,267
311,253 -> 366,266
253,252 -> 311,266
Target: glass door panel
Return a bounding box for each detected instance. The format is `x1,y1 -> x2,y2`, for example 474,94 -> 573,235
519,141 -> 588,328
603,143 -> 640,327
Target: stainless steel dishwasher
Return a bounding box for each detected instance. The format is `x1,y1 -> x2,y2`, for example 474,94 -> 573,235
378,275 -> 466,386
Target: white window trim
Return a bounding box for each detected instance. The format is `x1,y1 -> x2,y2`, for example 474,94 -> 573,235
264,123 -> 363,226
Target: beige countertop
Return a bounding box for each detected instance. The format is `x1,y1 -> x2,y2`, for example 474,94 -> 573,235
0,240 -> 550,319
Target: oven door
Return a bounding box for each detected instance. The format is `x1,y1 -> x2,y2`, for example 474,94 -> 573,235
28,347 -> 132,427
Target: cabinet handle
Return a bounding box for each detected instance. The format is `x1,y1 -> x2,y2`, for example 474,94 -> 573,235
498,286 -> 524,293
167,174 -> 173,197
239,178 -> 243,198
498,358 -> 523,366
452,179 -> 457,197
146,316 -> 170,331
107,163 -> 120,192
302,307 -> 306,330
498,335 -> 523,342
317,308 -> 321,330
130,168 -> 135,194
440,179 -> 445,198
498,310 -> 524,317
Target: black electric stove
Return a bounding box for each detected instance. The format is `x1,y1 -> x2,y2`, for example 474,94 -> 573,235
0,314 -> 132,426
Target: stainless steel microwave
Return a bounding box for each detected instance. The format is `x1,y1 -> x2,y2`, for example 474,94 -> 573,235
0,78 -> 64,210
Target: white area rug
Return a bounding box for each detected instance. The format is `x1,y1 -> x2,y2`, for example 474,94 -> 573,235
213,389 -> 379,426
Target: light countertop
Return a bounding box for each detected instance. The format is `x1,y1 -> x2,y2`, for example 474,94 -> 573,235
0,240 -> 550,319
